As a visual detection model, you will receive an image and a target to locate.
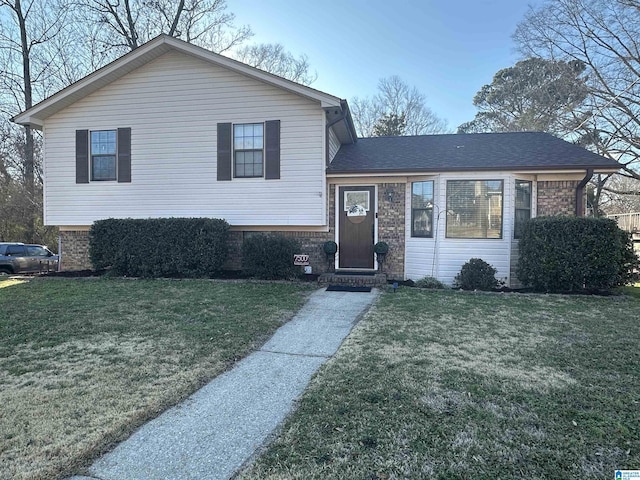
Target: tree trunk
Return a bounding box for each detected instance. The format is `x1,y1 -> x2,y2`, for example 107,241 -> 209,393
15,0 -> 36,241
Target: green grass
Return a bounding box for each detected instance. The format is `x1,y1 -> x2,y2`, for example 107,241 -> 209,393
618,282 -> 640,299
239,289 -> 640,480
0,278 -> 313,480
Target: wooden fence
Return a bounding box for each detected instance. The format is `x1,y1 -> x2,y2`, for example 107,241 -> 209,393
607,212 -> 640,233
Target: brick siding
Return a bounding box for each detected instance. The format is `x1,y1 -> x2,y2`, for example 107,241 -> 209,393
59,230 -> 92,270
376,183 -> 406,280
537,180 -> 580,216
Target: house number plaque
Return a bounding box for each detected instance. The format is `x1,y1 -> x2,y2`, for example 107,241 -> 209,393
293,254 -> 310,266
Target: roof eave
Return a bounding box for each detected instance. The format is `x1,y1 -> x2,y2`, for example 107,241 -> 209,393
326,165 -> 621,176
10,114 -> 44,129
12,34 -> 342,127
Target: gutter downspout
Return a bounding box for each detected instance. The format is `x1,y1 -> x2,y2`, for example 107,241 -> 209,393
575,168 -> 593,217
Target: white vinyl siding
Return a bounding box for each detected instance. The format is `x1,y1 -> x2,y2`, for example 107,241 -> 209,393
405,173 -> 518,286
328,127 -> 341,162
43,51 -> 326,226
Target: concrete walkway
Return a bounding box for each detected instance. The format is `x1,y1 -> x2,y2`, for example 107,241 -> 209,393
70,287 -> 378,480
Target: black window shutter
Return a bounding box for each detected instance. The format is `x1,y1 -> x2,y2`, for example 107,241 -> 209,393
117,127 -> 131,183
75,130 -> 89,183
265,120 -> 280,180
217,123 -> 232,181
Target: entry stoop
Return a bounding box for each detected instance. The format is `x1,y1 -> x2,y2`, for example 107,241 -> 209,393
319,271 -> 387,287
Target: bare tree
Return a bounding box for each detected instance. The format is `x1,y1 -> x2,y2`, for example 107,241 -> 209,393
599,176 -> 640,213
234,43 -> 317,85
514,0 -> 640,193
0,0 -> 69,242
82,0 -> 252,63
351,76 -> 448,138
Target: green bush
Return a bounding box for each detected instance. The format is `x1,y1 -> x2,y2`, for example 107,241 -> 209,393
517,216 -> 638,292
242,233 -> 301,280
374,241 -> 389,255
414,276 -> 446,289
323,241 -> 338,255
454,258 -> 499,290
89,218 -> 229,278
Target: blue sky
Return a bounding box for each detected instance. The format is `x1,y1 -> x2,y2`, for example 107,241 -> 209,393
232,0 -> 540,131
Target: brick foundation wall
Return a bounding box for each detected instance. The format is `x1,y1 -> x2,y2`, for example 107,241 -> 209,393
376,183 -> 406,280
59,230 -> 92,270
60,226 -> 336,274
537,181 -> 580,216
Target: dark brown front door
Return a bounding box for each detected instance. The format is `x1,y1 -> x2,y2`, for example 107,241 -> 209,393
338,186 -> 375,269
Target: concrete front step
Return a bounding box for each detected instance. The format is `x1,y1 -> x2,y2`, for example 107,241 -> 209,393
319,272 -> 388,287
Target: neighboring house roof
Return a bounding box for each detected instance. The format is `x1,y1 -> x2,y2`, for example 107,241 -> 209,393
12,34 -> 351,134
328,132 -> 621,174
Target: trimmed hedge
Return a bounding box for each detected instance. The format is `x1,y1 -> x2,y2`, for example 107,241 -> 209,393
89,218 -> 229,278
242,233 -> 301,280
517,216 -> 638,292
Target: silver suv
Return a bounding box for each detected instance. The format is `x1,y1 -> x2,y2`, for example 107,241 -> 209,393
0,242 -> 59,275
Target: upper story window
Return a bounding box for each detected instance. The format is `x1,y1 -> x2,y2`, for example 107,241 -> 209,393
234,123 -> 264,178
411,181 -> 434,237
446,180 -> 503,239
90,130 -> 117,181
514,180 -> 532,239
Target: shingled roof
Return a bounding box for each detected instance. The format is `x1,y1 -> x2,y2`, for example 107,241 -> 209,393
327,132 -> 620,174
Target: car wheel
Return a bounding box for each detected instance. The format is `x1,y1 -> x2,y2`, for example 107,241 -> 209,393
0,267 -> 13,276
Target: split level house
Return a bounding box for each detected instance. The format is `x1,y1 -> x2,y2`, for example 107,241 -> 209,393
13,35 -> 621,287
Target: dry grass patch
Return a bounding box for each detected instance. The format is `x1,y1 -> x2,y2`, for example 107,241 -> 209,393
0,278 -> 312,480
239,289 -> 640,480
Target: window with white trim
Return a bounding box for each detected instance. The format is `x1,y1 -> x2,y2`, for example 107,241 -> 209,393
446,180 -> 503,238
90,130 -> 117,181
234,123 -> 264,178
411,181 -> 434,237
514,180 -> 532,239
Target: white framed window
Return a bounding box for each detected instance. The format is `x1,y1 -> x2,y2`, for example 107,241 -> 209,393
446,180 -> 503,239
90,130 -> 117,181
411,181 -> 434,237
514,180 -> 532,239
234,123 -> 264,178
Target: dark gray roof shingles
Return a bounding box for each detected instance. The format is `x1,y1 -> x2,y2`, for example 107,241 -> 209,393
327,132 -> 620,173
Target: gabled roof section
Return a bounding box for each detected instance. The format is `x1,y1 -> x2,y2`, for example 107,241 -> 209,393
325,100 -> 357,145
328,132 -> 621,174
12,34 -> 344,129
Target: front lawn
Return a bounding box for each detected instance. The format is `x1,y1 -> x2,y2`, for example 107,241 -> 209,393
240,288 -> 640,479
0,278 -> 312,480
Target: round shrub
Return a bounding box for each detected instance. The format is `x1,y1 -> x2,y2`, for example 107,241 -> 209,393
454,258 -> 498,290
323,241 -> 338,255
242,233 -> 301,280
374,241 -> 389,255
